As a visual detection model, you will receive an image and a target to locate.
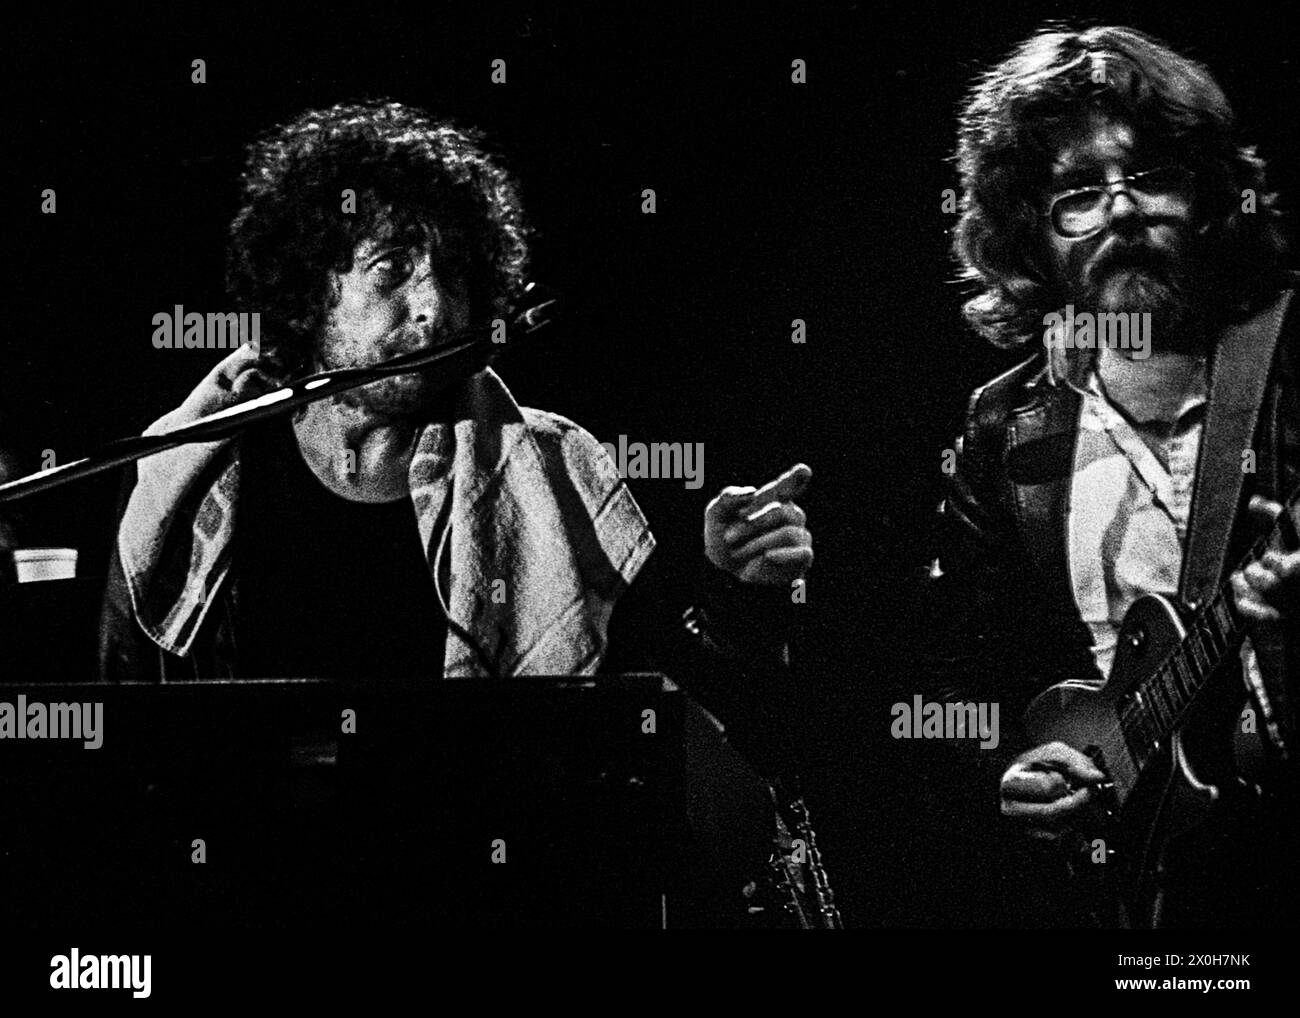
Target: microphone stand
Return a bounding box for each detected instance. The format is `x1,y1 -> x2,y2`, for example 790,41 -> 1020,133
0,301 -> 557,505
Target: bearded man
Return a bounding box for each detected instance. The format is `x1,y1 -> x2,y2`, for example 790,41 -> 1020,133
99,101 -> 814,712
923,25 -> 1297,927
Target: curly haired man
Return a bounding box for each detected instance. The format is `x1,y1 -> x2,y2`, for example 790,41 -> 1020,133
99,101 -> 815,690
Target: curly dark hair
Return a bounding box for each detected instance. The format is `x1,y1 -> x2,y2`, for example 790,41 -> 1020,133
952,24 -> 1288,349
226,100 -> 530,375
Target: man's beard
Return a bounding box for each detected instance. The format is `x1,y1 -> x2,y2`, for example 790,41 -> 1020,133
1066,234 -> 1208,352
312,329 -> 459,422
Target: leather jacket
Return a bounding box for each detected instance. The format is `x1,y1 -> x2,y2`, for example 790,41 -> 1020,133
919,276 -> 1300,775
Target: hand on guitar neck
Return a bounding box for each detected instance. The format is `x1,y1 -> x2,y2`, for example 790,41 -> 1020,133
1229,495 -> 1300,635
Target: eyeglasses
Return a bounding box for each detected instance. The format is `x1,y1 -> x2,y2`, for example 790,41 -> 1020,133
1044,166 -> 1193,239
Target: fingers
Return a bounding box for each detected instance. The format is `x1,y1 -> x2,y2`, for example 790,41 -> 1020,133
1000,743 -> 1108,844
707,484 -> 759,519
1000,742 -> 1103,821
731,522 -> 811,562
1015,741 -> 1104,782
1234,598 -> 1281,624
1247,495 -> 1284,528
1243,560 -> 1282,594
1232,572 -> 1282,623
209,346 -> 280,400
208,344 -> 262,386
176,346 -> 273,420
737,545 -> 814,585
1001,785 -> 1093,821
1231,549 -> 1300,623
708,464 -> 811,520
748,463 -> 812,509
1001,766 -> 1071,803
723,501 -> 807,546
760,545 -> 814,567
1261,549 -> 1300,583
230,366 -> 278,401
704,464 -> 813,583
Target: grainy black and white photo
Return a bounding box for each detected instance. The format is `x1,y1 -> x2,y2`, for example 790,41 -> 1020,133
2,1 -> 1296,1004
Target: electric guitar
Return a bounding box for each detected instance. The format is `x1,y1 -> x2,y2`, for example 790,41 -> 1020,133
1023,487 -> 1299,927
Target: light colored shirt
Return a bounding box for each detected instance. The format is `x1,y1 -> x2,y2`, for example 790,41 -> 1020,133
1065,357 -> 1271,735
1068,367 -> 1203,681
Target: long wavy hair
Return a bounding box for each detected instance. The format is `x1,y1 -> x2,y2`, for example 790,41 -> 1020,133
952,24 -> 1288,349
226,101 -> 530,376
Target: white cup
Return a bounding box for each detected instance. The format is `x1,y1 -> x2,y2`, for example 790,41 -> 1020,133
10,548 -> 79,584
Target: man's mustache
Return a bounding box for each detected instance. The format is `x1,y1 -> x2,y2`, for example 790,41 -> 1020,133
319,336 -> 441,376
373,330 -> 448,363
1084,242 -> 1174,287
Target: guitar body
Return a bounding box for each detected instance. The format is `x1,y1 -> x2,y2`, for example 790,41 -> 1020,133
1024,593 -> 1251,927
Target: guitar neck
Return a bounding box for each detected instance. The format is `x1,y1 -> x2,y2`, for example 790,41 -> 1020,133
1122,489 -> 1299,752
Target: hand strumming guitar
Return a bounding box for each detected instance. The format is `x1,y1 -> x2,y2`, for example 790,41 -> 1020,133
1000,741 -> 1105,842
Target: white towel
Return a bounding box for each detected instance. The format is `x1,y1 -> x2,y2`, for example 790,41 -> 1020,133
117,356 -> 655,676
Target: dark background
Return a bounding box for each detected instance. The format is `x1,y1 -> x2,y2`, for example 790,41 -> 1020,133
4,1 -> 1296,927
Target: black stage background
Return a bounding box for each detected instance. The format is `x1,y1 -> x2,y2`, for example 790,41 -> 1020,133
4,0 -> 1297,936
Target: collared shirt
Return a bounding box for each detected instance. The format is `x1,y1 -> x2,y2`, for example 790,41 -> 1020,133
1067,364 -> 1205,680
1065,358 -> 1274,742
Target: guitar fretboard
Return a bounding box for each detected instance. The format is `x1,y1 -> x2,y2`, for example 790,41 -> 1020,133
1118,490 -> 1298,769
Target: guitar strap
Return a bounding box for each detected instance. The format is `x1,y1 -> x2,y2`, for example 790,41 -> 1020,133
1179,287 -> 1293,607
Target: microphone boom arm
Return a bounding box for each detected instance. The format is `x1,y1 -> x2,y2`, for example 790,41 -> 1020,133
0,300 -> 557,505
